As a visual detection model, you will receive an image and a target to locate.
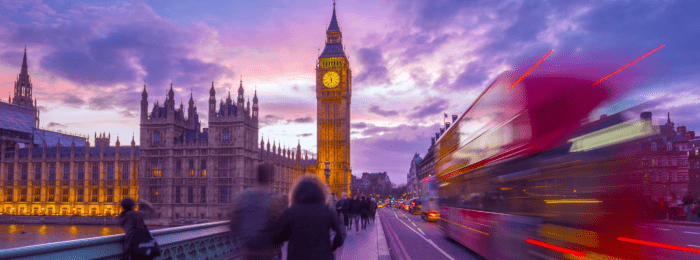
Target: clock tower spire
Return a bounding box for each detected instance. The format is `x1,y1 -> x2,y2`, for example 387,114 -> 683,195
317,2 -> 352,196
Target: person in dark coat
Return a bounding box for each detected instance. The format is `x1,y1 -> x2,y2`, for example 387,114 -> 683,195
117,198 -> 157,260
229,163 -> 286,260
272,175 -> 344,260
349,195 -> 361,234
360,196 -> 371,230
369,198 -> 377,224
336,192 -> 350,234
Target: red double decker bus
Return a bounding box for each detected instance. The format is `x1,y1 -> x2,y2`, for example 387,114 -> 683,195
434,71 -> 660,259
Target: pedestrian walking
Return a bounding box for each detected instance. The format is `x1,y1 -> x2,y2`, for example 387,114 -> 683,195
349,195 -> 361,234
229,163 -> 286,260
683,193 -> 695,221
272,174 -> 344,260
369,198 -> 377,224
336,192 -> 350,235
360,196 -> 370,230
117,198 -> 161,260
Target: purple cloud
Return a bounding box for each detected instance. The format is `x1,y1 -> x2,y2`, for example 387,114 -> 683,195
368,105 -> 399,117
354,46 -> 390,85
47,122 -> 67,128
407,98 -> 449,119
62,94 -> 85,107
290,116 -> 314,123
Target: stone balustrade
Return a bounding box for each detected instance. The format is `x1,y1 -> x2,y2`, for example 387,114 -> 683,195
0,220 -> 235,260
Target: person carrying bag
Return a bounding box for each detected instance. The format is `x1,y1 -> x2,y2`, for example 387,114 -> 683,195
118,198 -> 161,260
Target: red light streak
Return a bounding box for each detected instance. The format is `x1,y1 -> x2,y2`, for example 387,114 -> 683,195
509,49 -> 553,88
592,44 -> 665,86
617,237 -> 700,254
525,238 -> 586,257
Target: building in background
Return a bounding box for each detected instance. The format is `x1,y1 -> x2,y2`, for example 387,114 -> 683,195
407,153 -> 422,199
351,172 -> 391,200
316,3 -> 352,197
140,80 -> 314,220
634,112 -> 691,200
0,49 -> 133,217
0,49 -> 314,221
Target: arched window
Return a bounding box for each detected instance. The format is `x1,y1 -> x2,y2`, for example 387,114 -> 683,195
667,142 -> 672,151
651,142 -> 657,151
222,129 -> 230,143
695,161 -> 700,169
153,131 -> 161,143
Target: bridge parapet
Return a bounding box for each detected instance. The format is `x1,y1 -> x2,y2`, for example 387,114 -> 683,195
0,220 -> 235,260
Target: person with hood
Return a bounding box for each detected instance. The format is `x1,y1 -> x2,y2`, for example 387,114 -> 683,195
273,174 -> 344,260
117,198 -> 159,260
229,163 -> 286,260
349,195 -> 362,234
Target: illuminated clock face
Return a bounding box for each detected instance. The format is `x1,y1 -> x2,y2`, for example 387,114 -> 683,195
323,71 -> 340,88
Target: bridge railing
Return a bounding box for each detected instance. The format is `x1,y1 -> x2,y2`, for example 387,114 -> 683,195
0,220 -> 236,260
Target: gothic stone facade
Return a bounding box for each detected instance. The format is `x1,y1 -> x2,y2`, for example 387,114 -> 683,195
1,49 -> 138,217
1,134 -> 140,217
139,81 -> 314,220
316,5 -> 352,196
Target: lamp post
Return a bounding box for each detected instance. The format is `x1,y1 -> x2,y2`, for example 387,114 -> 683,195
324,160 -> 331,189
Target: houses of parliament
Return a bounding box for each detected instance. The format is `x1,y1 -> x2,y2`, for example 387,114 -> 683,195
0,3 -> 352,220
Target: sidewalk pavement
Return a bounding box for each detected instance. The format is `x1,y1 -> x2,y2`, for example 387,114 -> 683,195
279,213 -> 390,260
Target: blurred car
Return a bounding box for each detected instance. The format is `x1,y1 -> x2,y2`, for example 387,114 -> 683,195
377,203 -> 384,208
422,210 -> 439,222
409,199 -> 422,215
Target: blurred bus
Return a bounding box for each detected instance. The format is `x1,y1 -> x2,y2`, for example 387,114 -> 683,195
434,71 -> 657,259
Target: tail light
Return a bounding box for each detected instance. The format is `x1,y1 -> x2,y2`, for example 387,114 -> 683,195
428,212 -> 436,217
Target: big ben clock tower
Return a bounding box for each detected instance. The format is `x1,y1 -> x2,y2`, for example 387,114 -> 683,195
317,2 -> 351,196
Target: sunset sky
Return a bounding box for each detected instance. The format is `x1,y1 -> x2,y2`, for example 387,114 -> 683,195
0,0 -> 698,184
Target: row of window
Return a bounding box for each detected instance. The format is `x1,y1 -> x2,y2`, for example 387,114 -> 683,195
4,162 -> 134,181
152,158 -> 212,177
651,172 -> 689,182
4,187 -> 129,203
150,186 -> 233,204
643,159 -> 690,167
644,142 -> 688,152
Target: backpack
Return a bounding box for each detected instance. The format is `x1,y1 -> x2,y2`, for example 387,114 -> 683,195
126,225 -> 161,258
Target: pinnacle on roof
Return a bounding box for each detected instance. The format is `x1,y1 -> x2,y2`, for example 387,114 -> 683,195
238,78 -> 244,94
21,46 -> 28,75
253,87 -> 258,102
209,81 -> 216,96
327,2 -> 340,32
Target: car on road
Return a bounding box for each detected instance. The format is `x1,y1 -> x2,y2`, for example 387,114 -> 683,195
408,199 -> 422,215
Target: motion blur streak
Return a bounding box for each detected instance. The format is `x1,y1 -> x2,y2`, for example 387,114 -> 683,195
540,224 -> 599,247
543,199 -> 602,204
525,238 -> 586,257
617,237 -> 700,254
592,45 -> 665,86
509,49 -> 554,88
568,118 -> 658,152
